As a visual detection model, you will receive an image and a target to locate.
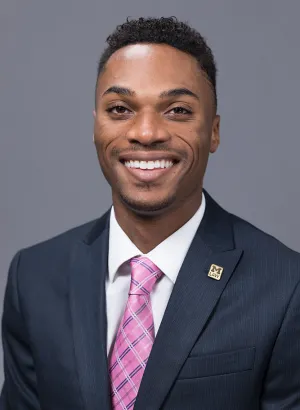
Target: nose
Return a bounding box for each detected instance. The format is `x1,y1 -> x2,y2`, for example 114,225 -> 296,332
126,111 -> 171,146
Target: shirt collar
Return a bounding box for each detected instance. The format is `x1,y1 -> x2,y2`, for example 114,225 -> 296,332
108,192 -> 206,284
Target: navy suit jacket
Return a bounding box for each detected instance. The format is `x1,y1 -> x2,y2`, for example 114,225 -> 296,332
1,192 -> 300,409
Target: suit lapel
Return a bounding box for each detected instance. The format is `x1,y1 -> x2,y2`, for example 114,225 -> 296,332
68,192 -> 243,410
69,211 -> 111,410
134,193 -> 243,410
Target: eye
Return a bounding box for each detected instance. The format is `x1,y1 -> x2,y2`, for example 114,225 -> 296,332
107,105 -> 132,115
167,106 -> 192,115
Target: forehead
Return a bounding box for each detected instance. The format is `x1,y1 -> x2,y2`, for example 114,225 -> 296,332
97,44 -> 208,95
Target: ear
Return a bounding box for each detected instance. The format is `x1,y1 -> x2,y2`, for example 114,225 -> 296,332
92,111 -> 96,143
210,115 -> 220,153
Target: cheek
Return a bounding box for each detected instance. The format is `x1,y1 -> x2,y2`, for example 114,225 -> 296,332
94,122 -> 118,162
181,125 -> 210,164
94,121 -> 111,144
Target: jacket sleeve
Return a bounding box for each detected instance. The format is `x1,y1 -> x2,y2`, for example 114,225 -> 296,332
261,279 -> 300,409
0,251 -> 41,409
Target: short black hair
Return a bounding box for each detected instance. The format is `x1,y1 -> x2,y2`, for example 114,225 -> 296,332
97,17 -> 218,109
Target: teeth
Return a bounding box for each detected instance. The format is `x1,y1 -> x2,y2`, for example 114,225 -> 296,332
124,160 -> 174,169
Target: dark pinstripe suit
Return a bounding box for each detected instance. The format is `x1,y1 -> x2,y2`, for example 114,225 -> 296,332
1,192 -> 300,409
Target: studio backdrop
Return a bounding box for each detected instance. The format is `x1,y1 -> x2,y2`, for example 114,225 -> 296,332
1,0 -> 300,384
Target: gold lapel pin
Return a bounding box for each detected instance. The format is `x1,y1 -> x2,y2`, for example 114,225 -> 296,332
208,264 -> 224,280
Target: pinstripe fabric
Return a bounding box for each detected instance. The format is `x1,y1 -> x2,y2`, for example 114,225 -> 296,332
109,257 -> 163,410
2,192 -> 300,409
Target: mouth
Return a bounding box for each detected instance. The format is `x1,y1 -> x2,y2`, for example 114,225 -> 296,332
119,158 -> 180,183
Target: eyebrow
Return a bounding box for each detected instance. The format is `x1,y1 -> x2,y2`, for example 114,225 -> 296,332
102,86 -> 199,101
102,86 -> 135,97
159,88 -> 199,101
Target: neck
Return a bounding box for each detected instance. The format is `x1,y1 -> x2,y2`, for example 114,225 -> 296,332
112,192 -> 203,254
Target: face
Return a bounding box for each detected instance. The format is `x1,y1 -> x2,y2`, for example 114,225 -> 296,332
94,44 -> 220,215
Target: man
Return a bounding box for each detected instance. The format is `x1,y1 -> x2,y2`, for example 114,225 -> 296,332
1,16 -> 300,410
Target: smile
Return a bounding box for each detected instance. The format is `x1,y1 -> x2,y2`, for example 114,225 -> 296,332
124,160 -> 174,170
121,159 -> 178,183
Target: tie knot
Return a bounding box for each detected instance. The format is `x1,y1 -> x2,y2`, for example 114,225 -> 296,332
129,256 -> 163,296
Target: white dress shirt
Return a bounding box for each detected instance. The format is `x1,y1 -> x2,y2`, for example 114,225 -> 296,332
106,193 -> 206,356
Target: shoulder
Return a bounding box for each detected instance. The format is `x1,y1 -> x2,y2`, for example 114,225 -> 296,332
22,219 -> 96,254
12,210 -> 110,271
5,212 -> 110,305
230,213 -> 300,279
231,213 -> 298,253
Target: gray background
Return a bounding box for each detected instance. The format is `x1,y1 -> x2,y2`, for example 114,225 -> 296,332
1,0 -> 299,383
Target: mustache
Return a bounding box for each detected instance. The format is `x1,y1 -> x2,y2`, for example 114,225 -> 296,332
111,145 -> 188,161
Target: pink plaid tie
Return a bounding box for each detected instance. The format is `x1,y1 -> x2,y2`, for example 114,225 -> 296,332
109,256 -> 163,410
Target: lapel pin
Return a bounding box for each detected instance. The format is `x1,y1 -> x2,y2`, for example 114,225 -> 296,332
208,264 -> 224,280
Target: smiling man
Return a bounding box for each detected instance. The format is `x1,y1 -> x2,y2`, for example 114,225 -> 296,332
1,17 -> 300,410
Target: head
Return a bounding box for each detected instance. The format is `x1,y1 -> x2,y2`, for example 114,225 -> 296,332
93,17 -> 220,216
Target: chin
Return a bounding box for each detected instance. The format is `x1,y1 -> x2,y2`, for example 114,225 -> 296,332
119,192 -> 176,216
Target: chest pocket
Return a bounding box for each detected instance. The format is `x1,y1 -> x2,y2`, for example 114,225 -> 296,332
177,346 -> 256,380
